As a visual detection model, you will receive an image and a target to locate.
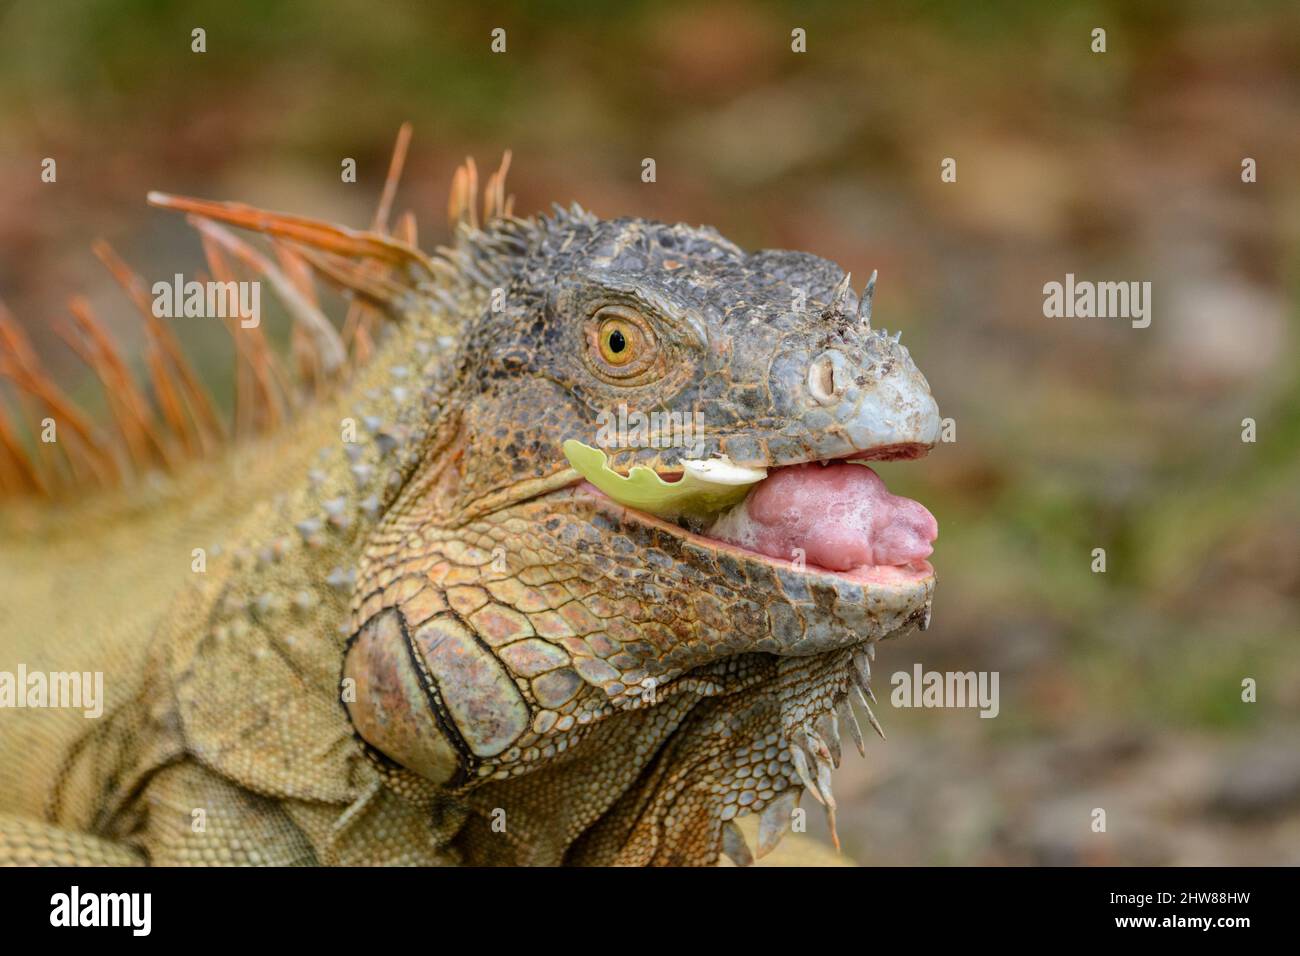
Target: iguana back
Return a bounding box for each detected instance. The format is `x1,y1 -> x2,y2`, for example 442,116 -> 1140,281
0,394 -> 337,820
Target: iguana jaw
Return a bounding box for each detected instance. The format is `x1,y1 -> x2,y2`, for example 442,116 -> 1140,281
549,439 -> 937,651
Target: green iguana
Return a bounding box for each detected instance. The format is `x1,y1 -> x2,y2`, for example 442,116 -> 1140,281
0,131 -> 940,866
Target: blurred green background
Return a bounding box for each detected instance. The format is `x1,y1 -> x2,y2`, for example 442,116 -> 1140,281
1,0 -> 1297,863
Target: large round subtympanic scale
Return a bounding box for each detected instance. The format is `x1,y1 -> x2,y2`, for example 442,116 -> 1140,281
342,608 -> 460,784
411,616 -> 530,758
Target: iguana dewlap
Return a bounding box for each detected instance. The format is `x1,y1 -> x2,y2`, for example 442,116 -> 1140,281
0,133 -> 941,866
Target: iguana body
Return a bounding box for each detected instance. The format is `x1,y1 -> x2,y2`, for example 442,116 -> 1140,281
0,142 -> 940,866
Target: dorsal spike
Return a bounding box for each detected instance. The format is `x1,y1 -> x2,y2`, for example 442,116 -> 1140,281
858,269 -> 877,328
188,216 -> 348,376
146,192 -> 437,282
62,296 -> 173,472
456,157 -> 479,230
92,240 -> 225,456
830,272 -> 852,314
0,310 -> 120,489
482,150 -> 513,224
448,151 -> 515,237
395,210 -> 418,246
344,123 -> 415,363
0,123 -> 459,500
372,122 -> 412,235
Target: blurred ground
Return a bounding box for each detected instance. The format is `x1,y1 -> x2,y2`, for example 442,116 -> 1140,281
1,0 -> 1297,864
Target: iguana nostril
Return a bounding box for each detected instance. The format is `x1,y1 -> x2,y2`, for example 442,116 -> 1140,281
807,350 -> 848,406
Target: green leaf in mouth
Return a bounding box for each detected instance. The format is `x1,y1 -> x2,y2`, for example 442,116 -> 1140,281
562,439 -> 767,519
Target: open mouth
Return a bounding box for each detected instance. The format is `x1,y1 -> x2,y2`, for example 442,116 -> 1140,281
564,442 -> 937,587
553,441 -> 937,855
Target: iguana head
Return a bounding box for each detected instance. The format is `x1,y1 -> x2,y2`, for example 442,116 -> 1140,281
341,207 -> 942,863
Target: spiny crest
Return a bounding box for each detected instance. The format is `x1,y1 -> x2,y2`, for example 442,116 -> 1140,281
0,125 -> 523,499
817,268 -> 906,356
443,155 -> 604,294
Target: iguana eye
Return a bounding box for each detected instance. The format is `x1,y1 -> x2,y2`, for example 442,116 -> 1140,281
598,318 -> 637,366
587,306 -> 656,379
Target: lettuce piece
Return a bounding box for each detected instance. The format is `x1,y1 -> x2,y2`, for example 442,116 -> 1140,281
562,440 -> 766,518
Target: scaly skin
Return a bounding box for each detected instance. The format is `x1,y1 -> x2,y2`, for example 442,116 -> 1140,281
0,196 -> 940,866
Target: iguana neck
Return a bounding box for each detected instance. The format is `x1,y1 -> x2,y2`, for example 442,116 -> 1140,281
198,317 -> 451,653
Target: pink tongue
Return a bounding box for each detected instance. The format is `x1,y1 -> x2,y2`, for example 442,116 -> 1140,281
705,463 -> 937,571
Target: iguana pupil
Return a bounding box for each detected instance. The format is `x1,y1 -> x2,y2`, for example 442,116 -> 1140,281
608,329 -> 626,352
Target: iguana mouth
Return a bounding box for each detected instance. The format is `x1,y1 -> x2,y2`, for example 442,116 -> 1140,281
567,442 -> 937,587
554,444 -> 935,861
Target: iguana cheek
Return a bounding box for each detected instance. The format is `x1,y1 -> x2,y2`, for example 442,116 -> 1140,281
344,602 -> 536,786
342,609 -> 462,786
